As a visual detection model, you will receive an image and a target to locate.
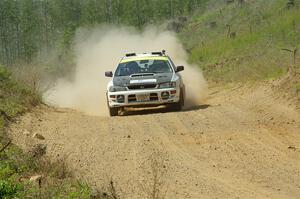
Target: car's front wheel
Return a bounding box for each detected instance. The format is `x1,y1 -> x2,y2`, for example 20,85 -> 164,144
107,94 -> 119,117
109,107 -> 118,117
168,89 -> 184,112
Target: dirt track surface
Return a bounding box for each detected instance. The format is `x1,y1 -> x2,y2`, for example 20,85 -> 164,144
10,85 -> 300,199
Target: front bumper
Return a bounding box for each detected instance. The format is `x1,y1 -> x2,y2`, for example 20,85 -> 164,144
107,87 -> 180,108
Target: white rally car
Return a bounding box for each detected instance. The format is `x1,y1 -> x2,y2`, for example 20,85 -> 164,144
105,51 -> 185,116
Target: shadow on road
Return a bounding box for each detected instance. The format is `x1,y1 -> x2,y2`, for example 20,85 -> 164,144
182,104 -> 211,112
122,104 -> 211,116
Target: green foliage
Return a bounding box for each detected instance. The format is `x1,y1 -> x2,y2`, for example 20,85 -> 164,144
0,180 -> 23,199
64,182 -> 92,199
0,101 -> 24,119
0,145 -> 27,199
0,64 -> 92,198
1,0 -> 299,82
0,67 -> 11,81
0,65 -> 41,120
181,0 -> 300,82
0,142 -> 92,199
0,117 -> 4,130
296,83 -> 300,92
0,0 -> 205,67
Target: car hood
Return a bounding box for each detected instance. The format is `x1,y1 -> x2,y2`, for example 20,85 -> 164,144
113,73 -> 173,87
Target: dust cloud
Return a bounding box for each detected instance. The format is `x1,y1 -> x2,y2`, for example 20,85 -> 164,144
44,25 -> 208,116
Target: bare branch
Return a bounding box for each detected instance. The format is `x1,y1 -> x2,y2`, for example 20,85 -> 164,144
0,140 -> 11,153
282,48 -> 294,53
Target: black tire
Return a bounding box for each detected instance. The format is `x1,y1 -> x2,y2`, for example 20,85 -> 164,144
168,89 -> 184,112
107,93 -> 118,117
109,107 -> 118,116
169,102 -> 182,111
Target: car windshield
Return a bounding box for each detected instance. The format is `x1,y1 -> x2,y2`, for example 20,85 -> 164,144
115,59 -> 173,77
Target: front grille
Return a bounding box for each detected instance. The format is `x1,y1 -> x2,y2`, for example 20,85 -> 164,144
128,93 -> 158,103
128,95 -> 137,102
150,93 -> 159,101
128,84 -> 157,90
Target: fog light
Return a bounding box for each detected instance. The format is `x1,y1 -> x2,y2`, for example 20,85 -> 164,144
110,95 -> 116,99
116,95 -> 125,103
161,92 -> 170,100
170,90 -> 176,95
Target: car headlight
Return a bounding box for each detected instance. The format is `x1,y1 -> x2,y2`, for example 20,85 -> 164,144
159,82 -> 176,89
109,86 -> 127,92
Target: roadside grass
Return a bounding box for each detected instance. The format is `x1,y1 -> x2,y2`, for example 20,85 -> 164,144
296,83 -> 300,93
0,65 -> 92,198
0,66 -> 41,119
0,143 -> 92,199
180,0 -> 300,83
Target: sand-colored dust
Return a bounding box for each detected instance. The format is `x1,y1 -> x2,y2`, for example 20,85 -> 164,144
44,26 -> 207,116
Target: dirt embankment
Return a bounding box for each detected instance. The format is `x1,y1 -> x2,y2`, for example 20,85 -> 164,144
9,84 -> 300,199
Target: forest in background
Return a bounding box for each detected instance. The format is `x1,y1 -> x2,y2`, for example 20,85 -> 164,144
0,0 -> 207,68
0,0 -> 299,87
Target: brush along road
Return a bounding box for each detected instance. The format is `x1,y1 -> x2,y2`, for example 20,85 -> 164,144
10,85 -> 300,199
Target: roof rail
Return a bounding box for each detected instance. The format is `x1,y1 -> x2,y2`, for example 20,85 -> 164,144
152,50 -> 166,56
125,53 -> 136,57
151,52 -> 163,56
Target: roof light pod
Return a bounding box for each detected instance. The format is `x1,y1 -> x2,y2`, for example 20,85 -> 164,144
151,52 -> 163,56
125,53 -> 136,57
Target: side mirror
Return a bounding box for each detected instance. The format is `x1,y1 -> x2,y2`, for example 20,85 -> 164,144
176,66 -> 184,73
105,71 -> 113,77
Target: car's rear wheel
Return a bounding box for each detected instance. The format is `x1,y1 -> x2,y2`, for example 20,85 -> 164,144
109,107 -> 119,117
